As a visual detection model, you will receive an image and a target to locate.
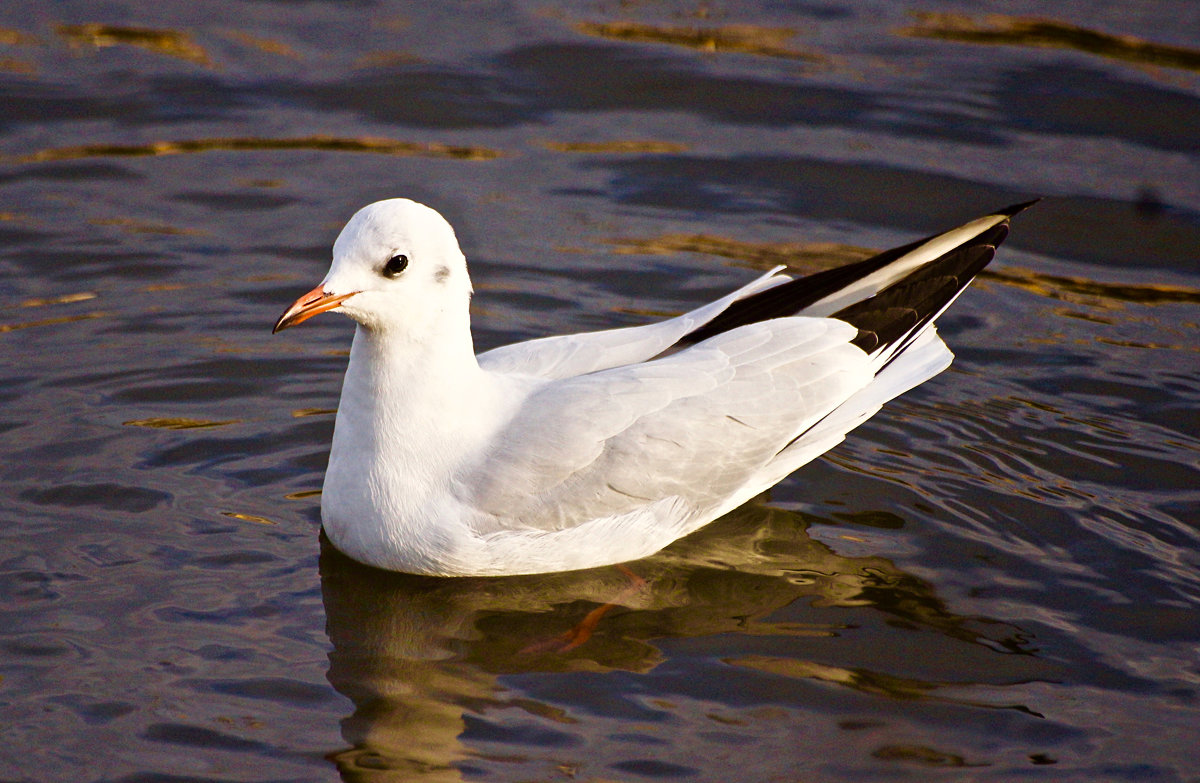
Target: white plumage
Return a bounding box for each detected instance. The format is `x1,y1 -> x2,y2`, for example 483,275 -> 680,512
275,198 -> 1031,576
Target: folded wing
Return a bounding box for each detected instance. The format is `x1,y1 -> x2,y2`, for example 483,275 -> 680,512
465,317 -> 871,532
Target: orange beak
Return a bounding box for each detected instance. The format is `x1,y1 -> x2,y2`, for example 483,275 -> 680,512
273,284 -> 357,333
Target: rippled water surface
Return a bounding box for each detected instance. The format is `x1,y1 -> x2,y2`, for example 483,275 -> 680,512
2,1 -> 1199,781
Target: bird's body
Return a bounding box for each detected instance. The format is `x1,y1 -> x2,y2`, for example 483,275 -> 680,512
275,199 -> 1033,576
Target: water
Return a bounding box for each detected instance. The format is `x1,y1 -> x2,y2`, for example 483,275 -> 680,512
2,1 -> 1199,780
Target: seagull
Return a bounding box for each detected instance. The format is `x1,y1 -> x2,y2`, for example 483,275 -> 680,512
275,198 -> 1034,576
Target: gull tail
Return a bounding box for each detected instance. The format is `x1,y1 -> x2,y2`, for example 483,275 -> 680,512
746,200 -> 1038,489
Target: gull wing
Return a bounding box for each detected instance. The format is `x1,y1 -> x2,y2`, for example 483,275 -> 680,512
477,201 -> 1034,381
476,268 -> 790,379
464,316 -> 871,533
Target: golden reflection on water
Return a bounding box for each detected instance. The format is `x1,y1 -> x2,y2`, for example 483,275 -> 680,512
983,266 -> 1200,307
291,407 -> 336,418
220,30 -> 300,59
123,416 -> 240,430
15,292 -> 97,308
319,503 -> 1045,777
89,217 -> 204,236
0,57 -> 35,74
730,655 -> 949,701
57,23 -> 211,65
605,233 -> 876,271
872,744 -> 986,768
353,51 -> 425,69
1,27 -> 37,72
574,21 -> 826,63
2,279 -> 103,333
540,139 -> 690,154
9,136 -> 502,164
0,26 -> 37,45
220,511 -> 279,525
900,12 -> 1200,73
0,310 -> 108,333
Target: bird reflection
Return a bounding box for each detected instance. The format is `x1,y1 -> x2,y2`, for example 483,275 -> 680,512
321,501 -> 1039,780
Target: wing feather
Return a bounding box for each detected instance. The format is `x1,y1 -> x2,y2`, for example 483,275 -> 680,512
462,317 -> 871,532
476,267 -> 789,379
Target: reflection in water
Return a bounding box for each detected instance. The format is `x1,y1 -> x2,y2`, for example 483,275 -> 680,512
574,22 -> 826,63
0,26 -> 37,46
321,503 -> 1041,779
219,511 -> 278,526
605,232 -> 875,272
11,291 -> 97,308
222,30 -> 301,59
900,13 -> 1200,73
0,310 -> 109,333
87,217 -> 205,236
57,23 -> 212,65
123,417 -> 240,430
9,136 -> 502,164
540,140 -> 690,154
983,267 -> 1200,307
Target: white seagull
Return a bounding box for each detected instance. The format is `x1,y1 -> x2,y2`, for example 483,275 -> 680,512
275,198 -> 1034,576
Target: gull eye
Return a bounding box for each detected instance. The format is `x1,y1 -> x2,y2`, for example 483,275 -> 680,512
381,254 -> 409,279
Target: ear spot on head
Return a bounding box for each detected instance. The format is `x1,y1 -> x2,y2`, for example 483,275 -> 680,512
434,266 -> 451,283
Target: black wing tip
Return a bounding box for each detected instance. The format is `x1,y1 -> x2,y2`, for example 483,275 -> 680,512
676,201 -> 1034,349
996,198 -> 1042,218
837,242 -> 996,354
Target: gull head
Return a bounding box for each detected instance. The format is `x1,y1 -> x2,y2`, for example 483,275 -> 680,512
273,198 -> 471,335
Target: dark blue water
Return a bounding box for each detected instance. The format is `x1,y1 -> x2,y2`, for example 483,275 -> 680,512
2,1 -> 1198,780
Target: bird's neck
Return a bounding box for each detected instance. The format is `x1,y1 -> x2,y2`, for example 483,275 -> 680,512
321,315 -> 500,572
340,313 -> 485,437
